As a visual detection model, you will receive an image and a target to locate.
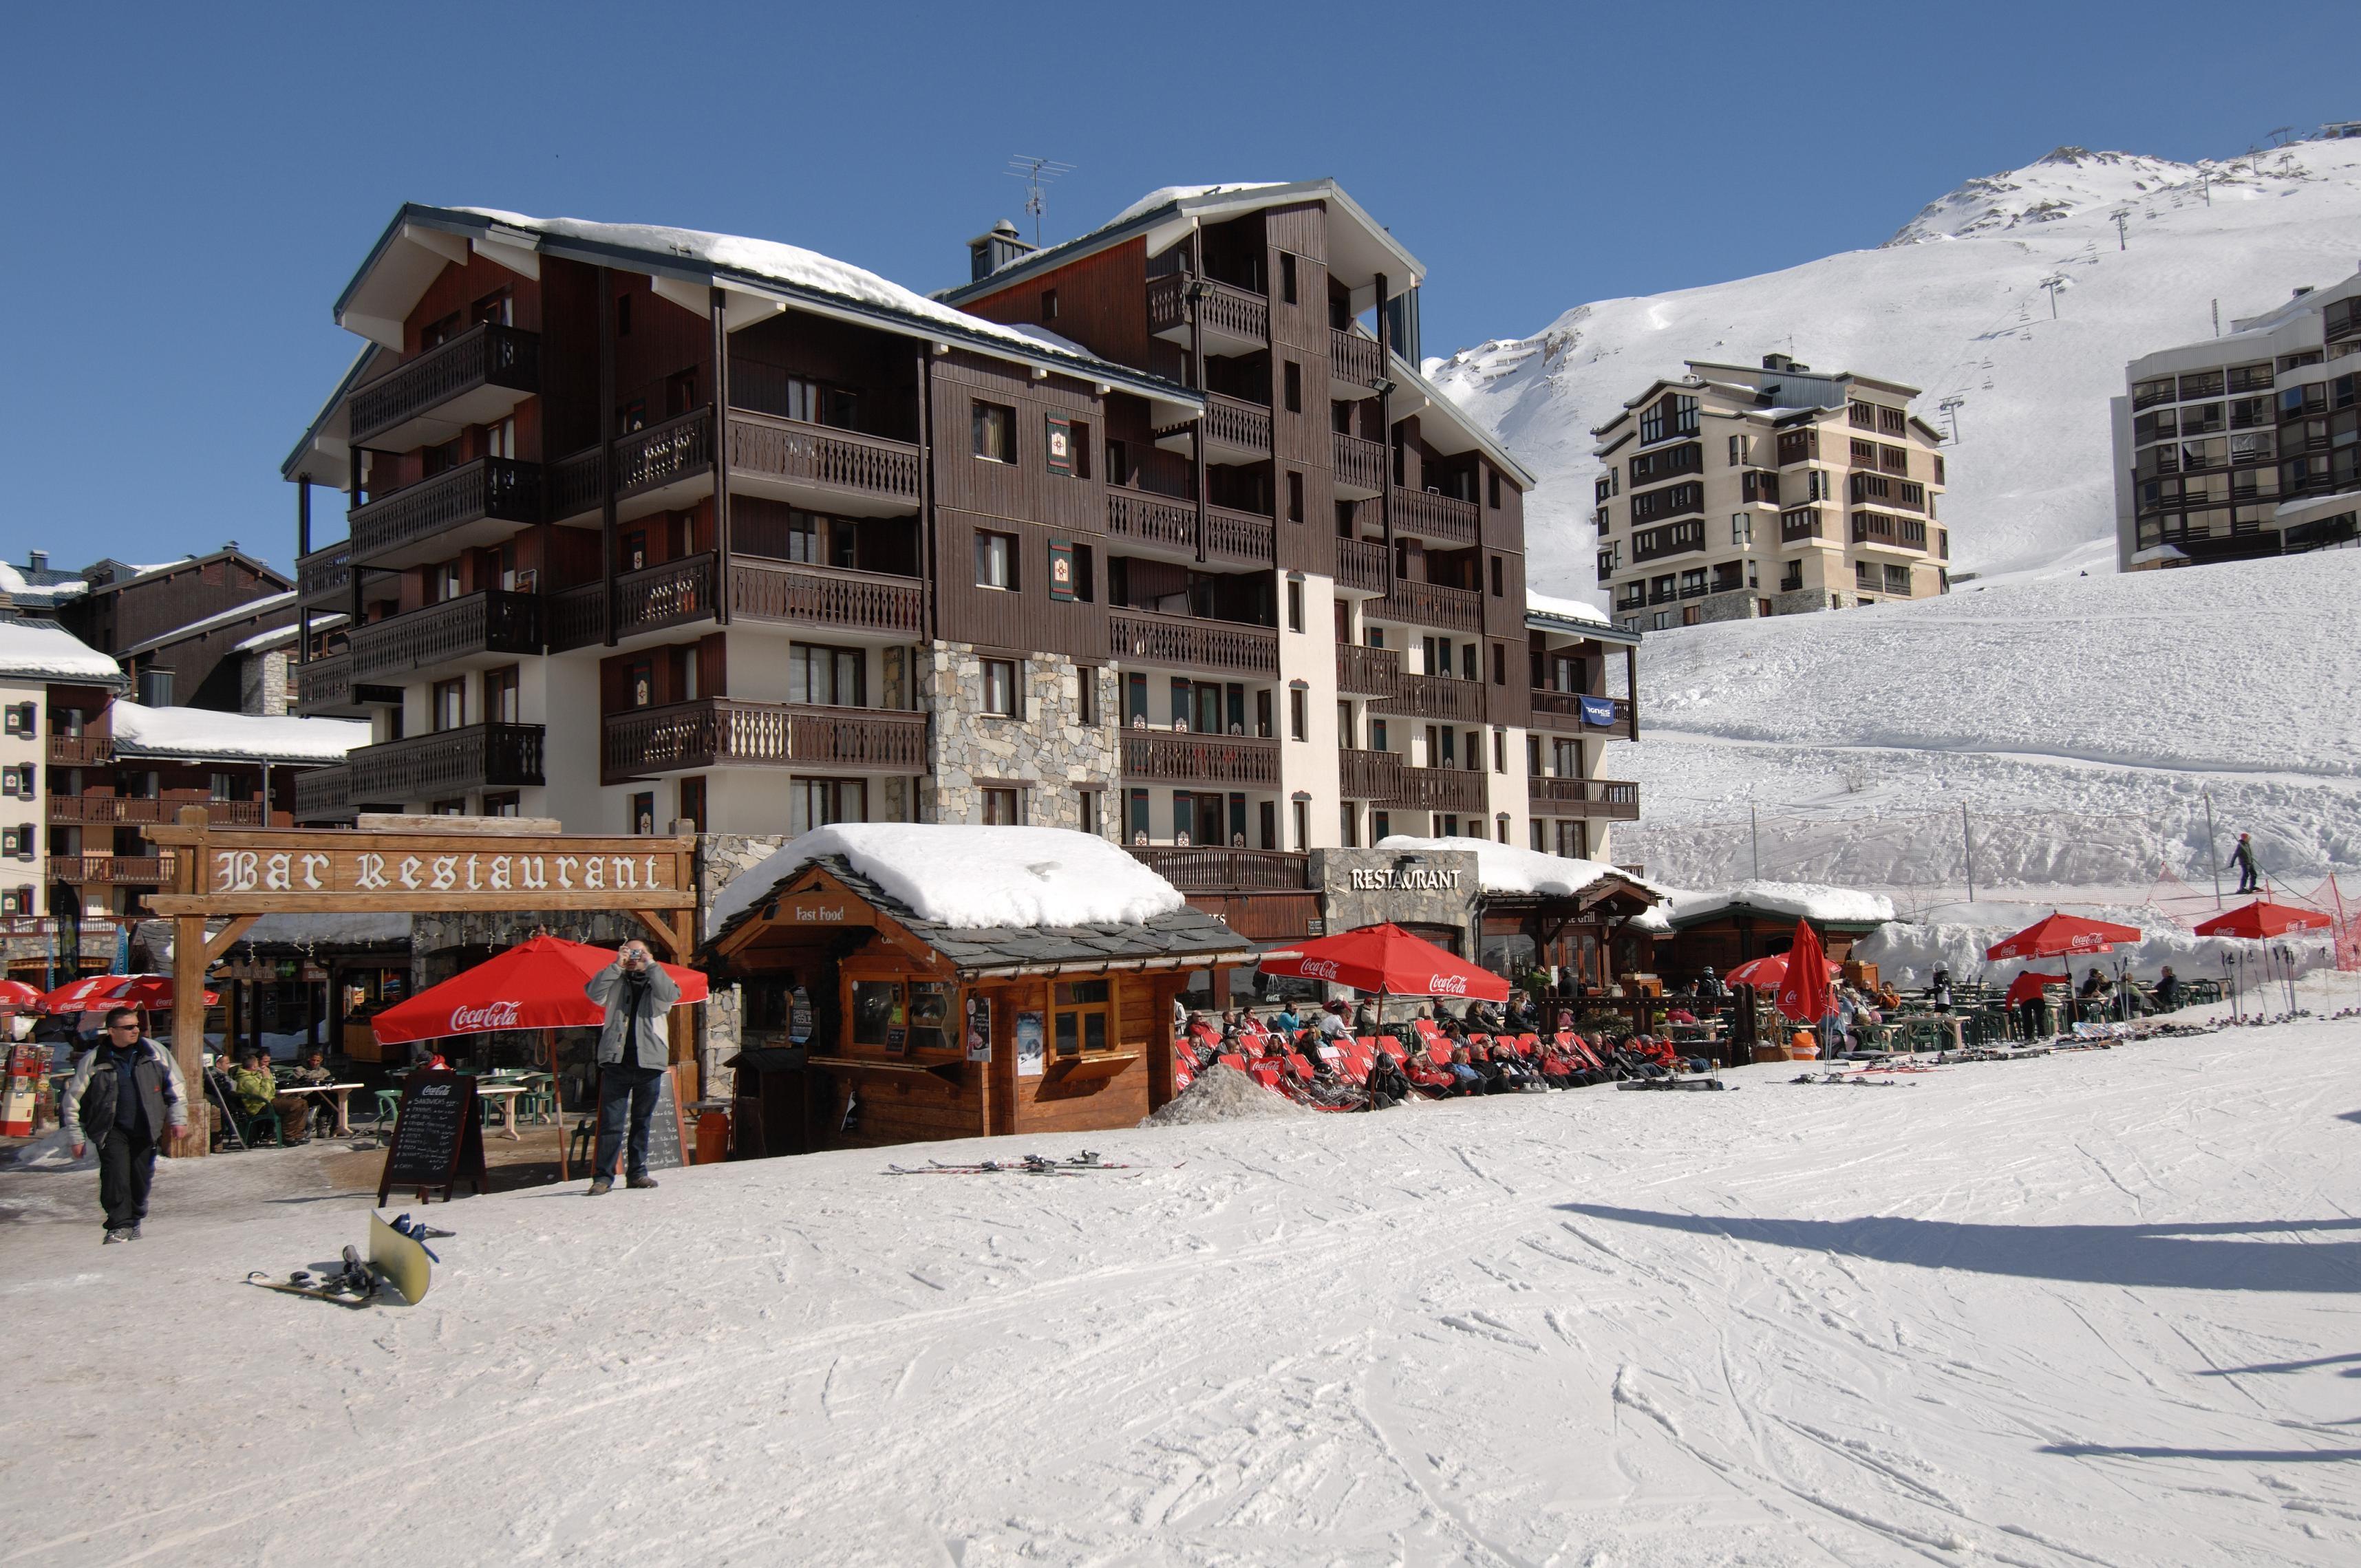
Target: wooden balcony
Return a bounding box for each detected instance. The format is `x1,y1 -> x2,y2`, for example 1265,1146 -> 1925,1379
48,795 -> 262,827
349,322 -> 539,449
1379,764 -> 1488,815
47,735 -> 112,767
1120,731 -> 1280,788
1393,486 -> 1479,546
1204,506 -> 1274,566
732,561 -> 925,638
292,764 -> 350,823
1335,642 -> 1402,698
1199,394 -> 1272,462
1334,537 -> 1389,596
1338,747 -> 1402,800
1329,329 -> 1382,393
297,542 -> 351,611
1374,672 -> 1484,723
350,457 -> 542,569
345,722 -> 545,803
1146,275 -> 1269,356
350,590 -> 542,681
546,446 -> 605,524
603,700 -> 927,785
1528,690 -> 1634,739
1851,511 -> 1930,550
1332,431 -> 1387,498
49,855 -> 172,885
1528,776 -> 1641,820
1108,611 -> 1278,676
1780,508 -> 1825,544
728,409 -> 921,517
1127,845 -> 1307,892
295,651 -> 352,713
1106,490 -> 1197,556
1376,579 -> 1483,634
617,407 -> 716,513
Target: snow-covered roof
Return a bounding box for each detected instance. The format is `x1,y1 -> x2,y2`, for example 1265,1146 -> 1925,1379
1104,183 -> 1286,228
0,563 -> 89,609
1374,837 -> 1668,902
1661,880 -> 1897,927
711,825 -> 1188,934
232,619 -> 321,654
2128,544 -> 2190,565
123,591 -> 295,655
0,620 -> 122,684
1525,591 -> 1634,643
108,702 -> 370,763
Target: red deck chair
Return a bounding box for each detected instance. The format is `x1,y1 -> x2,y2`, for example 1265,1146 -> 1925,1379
1368,1034 -> 1409,1064
1248,1060 -> 1285,1089
1217,1051 -> 1247,1074
1515,1033 -> 1543,1057
1285,1051 -> 1315,1082
1172,1044 -> 1197,1092
1334,1041 -> 1371,1084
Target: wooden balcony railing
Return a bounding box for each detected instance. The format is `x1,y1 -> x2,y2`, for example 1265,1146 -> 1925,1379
1380,764 -> 1488,815
1127,845 -> 1307,892
1107,490 -> 1196,553
297,542 -> 351,610
727,410 -> 921,506
1120,731 -> 1280,787
350,590 -> 542,680
1527,690 -> 1634,738
619,407 -> 714,499
350,458 -> 542,566
1330,329 -> 1382,387
1204,506 -> 1274,566
1528,776 -> 1641,820
1332,431 -> 1387,495
731,561 -> 926,636
1334,537 -> 1389,595
547,447 -> 605,523
296,650 -> 352,711
47,735 -> 113,767
1393,486 -> 1479,545
1202,394 -> 1272,453
615,554 -> 717,638
48,796 -> 262,826
1376,579 -> 1483,634
1108,611 -> 1279,676
1145,275 -> 1269,343
349,322 -> 539,447
49,855 -> 173,885
1335,642 -> 1402,698
1780,507 -> 1825,544
602,700 -> 927,783
1338,747 -> 1402,799
1631,519 -> 1705,563
292,764 -> 351,821
1374,672 -> 1484,723
1851,511 -> 1930,549
346,722 -> 546,802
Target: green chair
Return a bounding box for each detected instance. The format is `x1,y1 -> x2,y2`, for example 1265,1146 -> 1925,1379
373,1088 -> 403,1141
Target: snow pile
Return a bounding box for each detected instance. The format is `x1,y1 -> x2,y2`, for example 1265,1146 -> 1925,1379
1855,914 -> 2335,988
1522,590 -> 1608,627
1664,879 -> 1897,925
711,824 -> 1186,932
0,619 -> 117,681
108,702 -> 370,762
1140,1062 -> 1307,1126
1430,137 -> 2361,585
1376,835 -> 1666,900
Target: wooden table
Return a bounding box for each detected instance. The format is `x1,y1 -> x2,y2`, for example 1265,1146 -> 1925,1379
475,1082 -> 531,1141
273,1082 -> 365,1135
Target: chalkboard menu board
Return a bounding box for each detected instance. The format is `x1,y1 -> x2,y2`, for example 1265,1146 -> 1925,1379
376,1071 -> 488,1205
588,1065 -> 690,1177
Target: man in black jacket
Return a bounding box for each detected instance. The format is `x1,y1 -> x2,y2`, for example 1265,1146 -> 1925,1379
61,1008 -> 189,1243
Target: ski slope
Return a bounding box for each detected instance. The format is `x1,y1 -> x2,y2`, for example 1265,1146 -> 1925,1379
1431,140 -> 2361,589
1609,548 -> 2361,897
8,1014 -> 2361,1565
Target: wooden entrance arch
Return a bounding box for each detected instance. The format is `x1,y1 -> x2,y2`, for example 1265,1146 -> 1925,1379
147,808 -> 698,1157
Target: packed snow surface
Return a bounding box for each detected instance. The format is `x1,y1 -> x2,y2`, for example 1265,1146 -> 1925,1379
0,619 -> 117,681
1663,879 -> 1897,925
107,701 -> 370,762
10,1010 -> 2361,1564
1140,1062 -> 1308,1126
710,824 -> 1186,932
1376,835 -> 1667,900
1431,139 -> 2361,586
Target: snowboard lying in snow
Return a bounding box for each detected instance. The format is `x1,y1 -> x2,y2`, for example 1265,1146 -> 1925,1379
245,1214 -> 449,1308
886,1150 -> 1141,1176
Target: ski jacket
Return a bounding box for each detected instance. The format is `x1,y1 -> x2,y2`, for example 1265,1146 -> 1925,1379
2233,839 -> 2257,871
61,1038 -> 188,1146
586,960 -> 681,1071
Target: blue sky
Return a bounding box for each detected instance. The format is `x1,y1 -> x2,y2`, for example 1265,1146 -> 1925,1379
4,1 -> 2353,573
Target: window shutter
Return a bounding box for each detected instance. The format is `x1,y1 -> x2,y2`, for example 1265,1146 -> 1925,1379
1047,540 -> 1076,602
1045,414 -> 1075,477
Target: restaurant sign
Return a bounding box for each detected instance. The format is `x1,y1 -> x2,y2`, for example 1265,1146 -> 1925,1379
147,826 -> 696,914
1347,866 -> 1464,892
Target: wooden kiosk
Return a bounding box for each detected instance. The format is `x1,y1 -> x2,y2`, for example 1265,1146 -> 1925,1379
706,850 -> 1256,1155
146,808 -> 698,1156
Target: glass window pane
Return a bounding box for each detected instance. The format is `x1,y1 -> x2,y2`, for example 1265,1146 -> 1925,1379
1055,1011 -> 1079,1056
851,982 -> 900,1046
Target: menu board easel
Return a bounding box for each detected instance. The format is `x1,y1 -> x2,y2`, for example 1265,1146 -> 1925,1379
376,1070 -> 489,1205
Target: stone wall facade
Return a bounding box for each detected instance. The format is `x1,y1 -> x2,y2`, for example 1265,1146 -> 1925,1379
241,647 -> 291,716
1308,846 -> 1482,957
1697,588 -> 1759,625
919,641 -> 1120,833
1769,586 -> 1842,617
694,830 -> 798,1097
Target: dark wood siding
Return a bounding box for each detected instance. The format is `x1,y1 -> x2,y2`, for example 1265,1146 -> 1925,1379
1267,202 -> 1333,579
960,238 -> 1153,374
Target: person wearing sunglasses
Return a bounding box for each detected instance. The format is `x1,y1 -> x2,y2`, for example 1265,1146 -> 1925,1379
60,1007 -> 189,1243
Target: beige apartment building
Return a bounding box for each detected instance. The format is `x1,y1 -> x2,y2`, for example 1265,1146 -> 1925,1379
1593,355 -> 1952,632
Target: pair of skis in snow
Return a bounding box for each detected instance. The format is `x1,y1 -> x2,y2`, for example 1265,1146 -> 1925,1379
245,1213 -> 451,1309
885,1150 -> 1138,1176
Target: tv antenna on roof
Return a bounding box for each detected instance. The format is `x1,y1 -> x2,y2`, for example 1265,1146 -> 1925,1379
1006,155 -> 1075,248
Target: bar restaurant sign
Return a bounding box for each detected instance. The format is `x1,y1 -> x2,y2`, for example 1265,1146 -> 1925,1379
147,824 -> 696,915
1347,866 -> 1464,892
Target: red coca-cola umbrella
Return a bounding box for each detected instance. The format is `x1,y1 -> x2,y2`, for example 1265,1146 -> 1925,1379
36,973 -> 219,1013
1984,912 -> 2144,963
1724,951 -> 1838,991
1774,919 -> 1835,1024
1257,922 -> 1510,1002
0,980 -> 43,1009
2192,900 -> 2332,939
370,935 -> 706,1044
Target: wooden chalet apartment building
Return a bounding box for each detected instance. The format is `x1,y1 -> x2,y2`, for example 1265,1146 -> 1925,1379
281,185 -> 1643,941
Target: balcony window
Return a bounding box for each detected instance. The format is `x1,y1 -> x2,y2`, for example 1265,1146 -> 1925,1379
791,644 -> 865,708
1289,685 -> 1307,742
482,665 -> 520,725
1731,514 -> 1751,546
1884,563 -> 1912,594
974,530 -> 1018,590
982,658 -> 1020,718
432,679 -> 465,732
982,786 -> 1022,826
792,778 -> 867,834
972,401 -> 1016,463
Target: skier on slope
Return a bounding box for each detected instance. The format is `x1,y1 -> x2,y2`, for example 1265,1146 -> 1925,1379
2232,832 -> 2261,894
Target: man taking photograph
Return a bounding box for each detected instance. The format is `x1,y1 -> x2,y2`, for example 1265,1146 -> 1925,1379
61,1007 -> 189,1243
583,939 -> 679,1196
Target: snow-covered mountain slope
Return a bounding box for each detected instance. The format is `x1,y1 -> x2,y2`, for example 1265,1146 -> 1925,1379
1432,140 -> 2361,592
1606,550 -> 2361,900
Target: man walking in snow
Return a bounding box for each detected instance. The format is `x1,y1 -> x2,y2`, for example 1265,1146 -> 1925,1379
61,1007 -> 189,1243
584,940 -> 680,1196
2232,832 -> 2261,894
